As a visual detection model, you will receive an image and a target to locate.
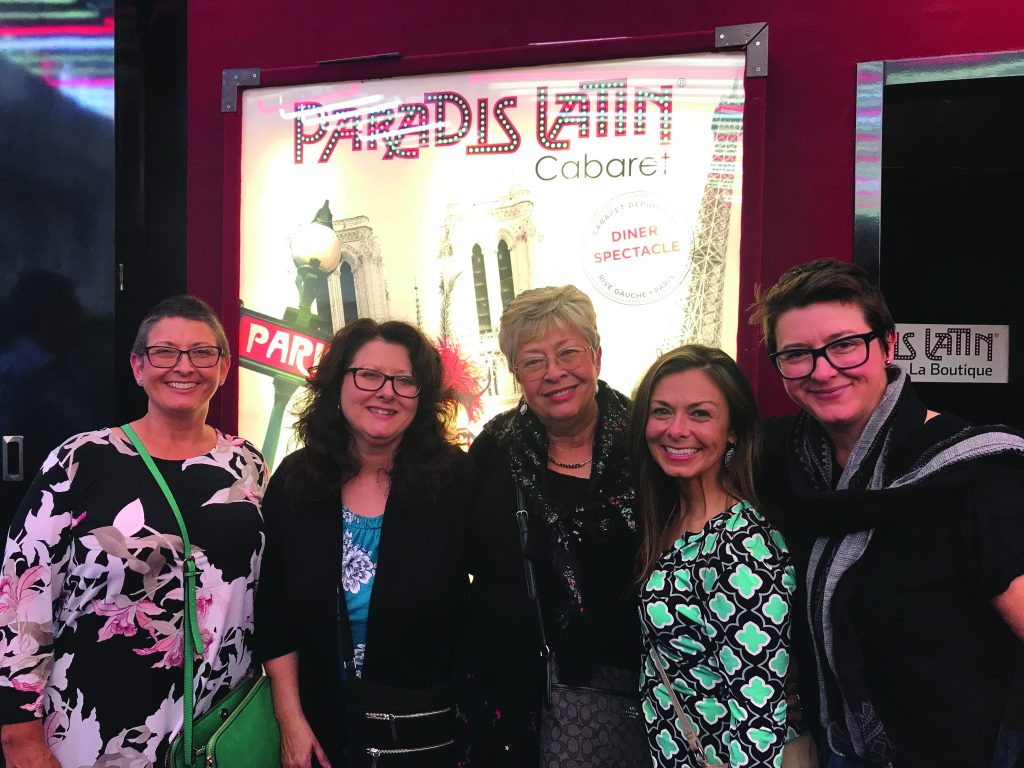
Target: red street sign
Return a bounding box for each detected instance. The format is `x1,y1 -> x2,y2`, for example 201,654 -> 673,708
238,308 -> 329,383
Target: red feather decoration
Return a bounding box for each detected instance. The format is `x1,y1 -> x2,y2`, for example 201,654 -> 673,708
437,336 -> 487,423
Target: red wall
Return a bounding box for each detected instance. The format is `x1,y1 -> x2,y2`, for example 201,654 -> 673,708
187,0 -> 1024,424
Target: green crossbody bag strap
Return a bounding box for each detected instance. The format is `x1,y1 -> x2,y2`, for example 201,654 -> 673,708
121,424 -> 206,767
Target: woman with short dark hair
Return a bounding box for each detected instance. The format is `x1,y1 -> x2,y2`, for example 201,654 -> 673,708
0,295 -> 267,767
753,258 -> 1024,768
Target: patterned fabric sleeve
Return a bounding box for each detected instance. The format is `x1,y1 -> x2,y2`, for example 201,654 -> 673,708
0,436 -> 78,722
705,510 -> 795,768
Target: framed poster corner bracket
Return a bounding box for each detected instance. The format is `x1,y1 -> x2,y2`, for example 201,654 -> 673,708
715,22 -> 768,77
222,68 -> 261,113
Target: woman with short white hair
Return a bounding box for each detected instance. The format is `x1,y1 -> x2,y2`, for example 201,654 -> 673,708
463,284 -> 642,767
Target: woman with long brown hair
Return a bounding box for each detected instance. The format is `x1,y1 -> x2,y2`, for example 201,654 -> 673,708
631,345 -> 799,767
255,318 -> 475,768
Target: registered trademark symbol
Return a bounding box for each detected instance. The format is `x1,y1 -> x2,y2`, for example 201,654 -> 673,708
676,78 -> 687,87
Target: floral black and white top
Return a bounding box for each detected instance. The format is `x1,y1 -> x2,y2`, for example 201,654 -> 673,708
640,500 -> 797,768
0,428 -> 267,767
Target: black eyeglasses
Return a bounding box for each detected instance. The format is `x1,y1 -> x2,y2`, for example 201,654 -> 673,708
769,331 -> 881,380
145,345 -> 223,368
345,367 -> 421,398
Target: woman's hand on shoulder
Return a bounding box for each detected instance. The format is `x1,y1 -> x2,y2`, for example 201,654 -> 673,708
278,714 -> 331,768
1,720 -> 61,768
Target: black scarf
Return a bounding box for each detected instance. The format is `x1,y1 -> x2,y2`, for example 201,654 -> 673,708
484,380 -> 636,684
784,367 -> 1024,764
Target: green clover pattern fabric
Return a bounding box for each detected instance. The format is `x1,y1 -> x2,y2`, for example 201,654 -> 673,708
640,501 -> 797,767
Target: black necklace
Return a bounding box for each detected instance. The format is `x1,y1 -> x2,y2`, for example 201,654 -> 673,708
548,455 -> 593,469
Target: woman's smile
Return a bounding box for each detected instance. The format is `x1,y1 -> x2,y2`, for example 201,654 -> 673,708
541,383 -> 578,402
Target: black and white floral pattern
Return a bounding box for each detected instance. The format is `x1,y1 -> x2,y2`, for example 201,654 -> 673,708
0,429 -> 266,767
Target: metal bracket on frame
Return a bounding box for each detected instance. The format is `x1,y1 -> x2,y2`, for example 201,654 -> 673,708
715,23 -> 768,77
222,68 -> 261,113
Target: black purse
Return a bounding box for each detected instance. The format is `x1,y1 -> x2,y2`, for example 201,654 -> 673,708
514,484 -> 649,768
336,554 -> 455,767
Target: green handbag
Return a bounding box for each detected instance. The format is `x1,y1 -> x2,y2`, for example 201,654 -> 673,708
166,675 -> 280,768
122,424 -> 281,768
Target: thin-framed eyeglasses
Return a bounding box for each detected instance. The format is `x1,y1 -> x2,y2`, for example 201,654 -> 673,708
769,330 -> 881,380
145,345 -> 223,368
514,345 -> 593,381
345,367 -> 421,398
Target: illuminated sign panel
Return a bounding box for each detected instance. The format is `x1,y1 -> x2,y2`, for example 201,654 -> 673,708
238,53 -> 746,467
893,323 -> 1010,383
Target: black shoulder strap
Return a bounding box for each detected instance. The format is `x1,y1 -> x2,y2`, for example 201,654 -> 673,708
336,511 -> 357,676
514,482 -> 552,700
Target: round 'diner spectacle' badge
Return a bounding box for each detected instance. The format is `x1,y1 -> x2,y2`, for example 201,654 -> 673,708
581,191 -> 692,306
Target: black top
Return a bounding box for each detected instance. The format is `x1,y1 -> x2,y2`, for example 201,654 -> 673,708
761,414 -> 1024,768
254,446 -> 477,765
462,421 -> 639,767
546,470 -> 638,669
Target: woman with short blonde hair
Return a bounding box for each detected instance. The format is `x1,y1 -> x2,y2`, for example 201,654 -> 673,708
464,284 -> 644,767
496,284 -> 601,364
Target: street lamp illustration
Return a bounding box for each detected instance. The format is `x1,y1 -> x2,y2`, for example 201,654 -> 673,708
285,199 -> 341,338
259,201 -> 340,466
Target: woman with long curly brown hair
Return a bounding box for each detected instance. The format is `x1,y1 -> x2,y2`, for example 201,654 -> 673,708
255,318 -> 475,768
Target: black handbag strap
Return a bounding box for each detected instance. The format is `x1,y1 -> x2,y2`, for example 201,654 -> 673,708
336,591 -> 358,675
336,511 -> 358,676
514,482 -> 553,701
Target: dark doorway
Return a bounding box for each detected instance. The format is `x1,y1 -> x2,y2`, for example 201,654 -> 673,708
0,3 -> 117,535
878,74 -> 1024,429
0,0 -> 188,540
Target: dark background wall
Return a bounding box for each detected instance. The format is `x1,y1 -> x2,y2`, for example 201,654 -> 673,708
185,0 -> 1024,424
117,0 -> 188,420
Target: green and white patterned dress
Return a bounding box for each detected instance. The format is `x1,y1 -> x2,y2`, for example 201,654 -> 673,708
639,500 -> 798,768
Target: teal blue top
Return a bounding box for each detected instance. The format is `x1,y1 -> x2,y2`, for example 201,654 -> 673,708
340,506 -> 383,677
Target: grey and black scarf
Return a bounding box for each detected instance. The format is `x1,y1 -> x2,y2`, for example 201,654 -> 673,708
787,367 -> 1024,764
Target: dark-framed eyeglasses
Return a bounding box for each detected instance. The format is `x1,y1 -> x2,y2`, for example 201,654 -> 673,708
514,345 -> 592,381
345,367 -> 421,398
769,330 -> 881,380
145,345 -> 223,368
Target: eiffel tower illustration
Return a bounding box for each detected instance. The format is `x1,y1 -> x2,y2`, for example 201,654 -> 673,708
675,81 -> 744,347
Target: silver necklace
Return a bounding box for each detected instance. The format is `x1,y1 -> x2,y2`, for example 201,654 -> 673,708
548,455 -> 593,469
